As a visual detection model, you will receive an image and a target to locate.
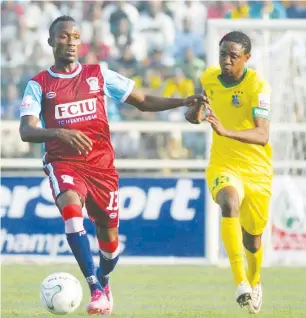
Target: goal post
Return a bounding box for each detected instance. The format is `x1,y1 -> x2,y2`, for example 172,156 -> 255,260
206,19 -> 306,266
207,19 -> 306,65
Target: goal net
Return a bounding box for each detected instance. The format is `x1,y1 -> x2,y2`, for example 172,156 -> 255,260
206,19 -> 306,266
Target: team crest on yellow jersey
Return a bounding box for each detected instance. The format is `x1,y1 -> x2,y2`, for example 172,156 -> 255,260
231,91 -> 243,108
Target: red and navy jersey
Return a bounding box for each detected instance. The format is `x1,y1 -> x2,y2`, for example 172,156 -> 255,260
20,63 -> 135,168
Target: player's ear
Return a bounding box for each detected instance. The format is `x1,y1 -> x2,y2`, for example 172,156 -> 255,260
245,53 -> 251,62
48,37 -> 54,47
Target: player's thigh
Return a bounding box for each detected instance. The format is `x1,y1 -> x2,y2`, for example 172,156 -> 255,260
240,181 -> 272,235
206,168 -> 245,204
44,162 -> 87,210
85,170 -> 119,228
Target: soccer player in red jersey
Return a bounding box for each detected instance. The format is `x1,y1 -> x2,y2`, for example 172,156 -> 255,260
19,16 -> 204,315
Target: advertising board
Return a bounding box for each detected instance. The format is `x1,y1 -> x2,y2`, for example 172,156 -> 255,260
1,177 -> 206,258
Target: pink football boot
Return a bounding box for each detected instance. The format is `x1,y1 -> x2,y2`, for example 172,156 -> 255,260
87,289 -> 109,315
101,284 -> 113,316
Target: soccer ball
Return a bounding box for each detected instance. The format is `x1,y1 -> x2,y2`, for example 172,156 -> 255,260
40,272 -> 83,315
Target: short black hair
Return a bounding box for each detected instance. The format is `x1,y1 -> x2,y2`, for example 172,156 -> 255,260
49,15 -> 76,38
219,31 -> 251,54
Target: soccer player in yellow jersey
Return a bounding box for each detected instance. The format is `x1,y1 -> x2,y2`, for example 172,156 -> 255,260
199,31 -> 272,313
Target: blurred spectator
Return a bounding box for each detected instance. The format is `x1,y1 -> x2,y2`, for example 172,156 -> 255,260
112,130 -> 141,159
79,28 -> 111,62
164,68 -> 194,98
110,17 -> 147,61
102,0 -> 139,34
1,67 -> 29,96
177,48 -> 206,84
158,132 -> 189,161
249,0 -> 287,19
1,0 -> 24,43
136,1 -> 175,55
28,41 -> 53,68
83,50 -> 99,64
173,0 -> 207,35
81,3 -> 114,45
159,68 -> 195,121
142,69 -> 164,94
114,45 -> 138,78
286,1 -> 306,19
225,1 -> 250,19
144,49 -> 168,72
24,1 -> 60,30
173,18 -> 205,60
60,1 -> 84,22
207,1 -> 233,19
2,84 -> 21,120
113,18 -> 133,52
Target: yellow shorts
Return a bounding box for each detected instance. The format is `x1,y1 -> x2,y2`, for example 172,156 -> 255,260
206,168 -> 272,235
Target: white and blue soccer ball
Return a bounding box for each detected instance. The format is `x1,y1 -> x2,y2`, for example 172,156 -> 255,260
40,272 -> 83,315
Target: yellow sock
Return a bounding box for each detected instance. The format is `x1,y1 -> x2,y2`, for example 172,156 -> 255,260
221,217 -> 248,286
245,244 -> 263,287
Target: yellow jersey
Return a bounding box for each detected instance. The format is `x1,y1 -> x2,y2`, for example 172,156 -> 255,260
201,66 -> 273,178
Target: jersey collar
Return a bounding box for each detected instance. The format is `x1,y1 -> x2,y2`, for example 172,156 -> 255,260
47,62 -> 82,79
218,68 -> 247,88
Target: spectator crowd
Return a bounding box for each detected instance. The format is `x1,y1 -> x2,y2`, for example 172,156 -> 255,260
1,0 -> 306,162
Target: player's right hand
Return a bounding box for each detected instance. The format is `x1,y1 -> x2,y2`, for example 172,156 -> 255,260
56,129 -> 93,155
185,96 -> 211,124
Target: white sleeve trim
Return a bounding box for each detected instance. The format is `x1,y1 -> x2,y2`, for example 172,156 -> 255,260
120,80 -> 135,103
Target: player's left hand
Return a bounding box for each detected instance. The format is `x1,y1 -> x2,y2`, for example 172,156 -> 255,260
205,109 -> 228,137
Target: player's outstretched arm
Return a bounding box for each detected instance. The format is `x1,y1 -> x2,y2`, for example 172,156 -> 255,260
225,117 -> 269,146
19,115 -> 93,155
206,110 -> 270,146
125,88 -> 205,112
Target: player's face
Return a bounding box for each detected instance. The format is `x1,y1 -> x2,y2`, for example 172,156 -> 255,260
219,41 -> 250,77
51,21 -> 81,63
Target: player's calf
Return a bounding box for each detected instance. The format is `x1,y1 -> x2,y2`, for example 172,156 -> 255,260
96,237 -> 120,315
61,203 -> 103,294
97,237 -> 120,284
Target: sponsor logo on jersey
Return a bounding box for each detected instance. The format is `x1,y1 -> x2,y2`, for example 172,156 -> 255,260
109,213 -> 117,219
86,77 -> 100,93
61,175 -> 74,185
258,93 -> 270,109
20,95 -> 32,109
55,98 -> 97,119
46,92 -> 56,99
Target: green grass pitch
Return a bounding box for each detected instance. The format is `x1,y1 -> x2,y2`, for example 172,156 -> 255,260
1,264 -> 306,317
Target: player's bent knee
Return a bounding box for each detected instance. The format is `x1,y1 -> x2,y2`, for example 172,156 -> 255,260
216,187 -> 240,217
98,237 -> 120,260
56,190 -> 82,211
62,204 -> 84,234
218,196 -> 240,217
242,230 -> 262,253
